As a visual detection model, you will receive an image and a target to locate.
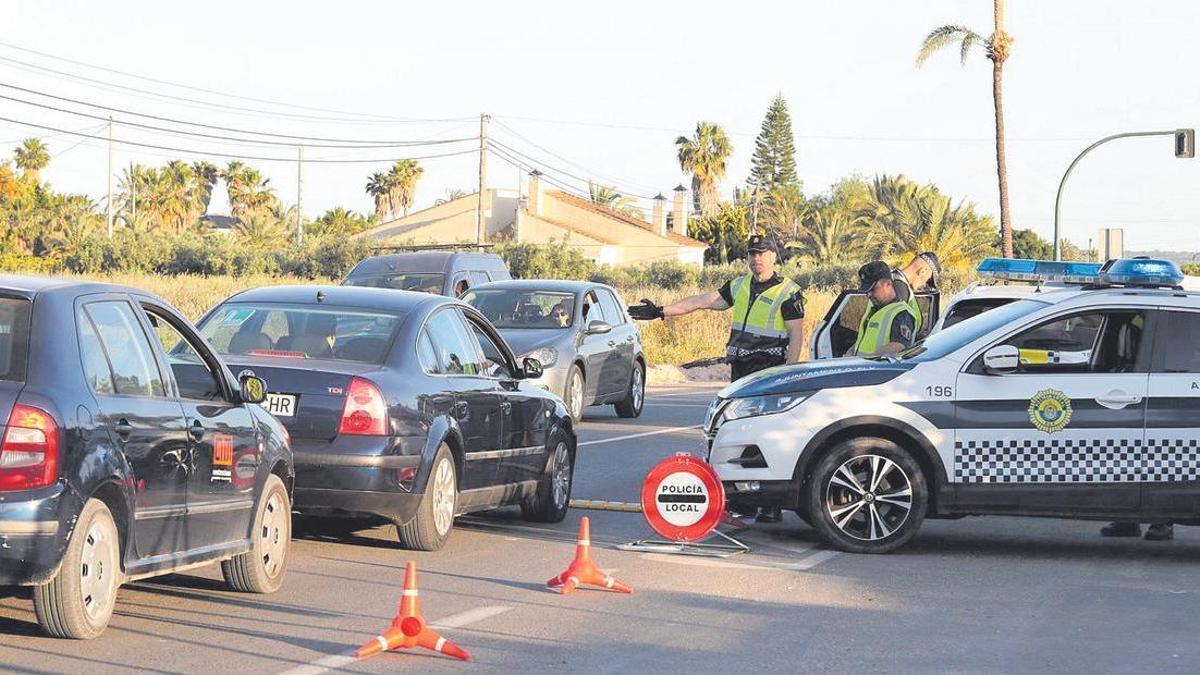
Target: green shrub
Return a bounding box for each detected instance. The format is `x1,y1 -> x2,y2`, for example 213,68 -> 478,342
495,240 -> 595,280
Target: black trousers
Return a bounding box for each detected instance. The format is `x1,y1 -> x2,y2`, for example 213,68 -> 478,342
730,354 -> 786,381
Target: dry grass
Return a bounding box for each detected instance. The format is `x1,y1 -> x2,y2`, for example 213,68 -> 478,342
58,273 -> 334,321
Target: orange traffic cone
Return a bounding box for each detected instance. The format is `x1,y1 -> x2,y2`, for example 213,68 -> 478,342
354,561 -> 471,661
547,516 -> 632,596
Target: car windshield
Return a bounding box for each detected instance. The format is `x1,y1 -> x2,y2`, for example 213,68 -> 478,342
893,299 -> 1050,362
197,303 -> 405,363
462,289 -> 576,329
344,273 -> 444,294
0,297 -> 31,381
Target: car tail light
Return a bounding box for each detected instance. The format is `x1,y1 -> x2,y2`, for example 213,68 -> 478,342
338,377 -> 387,436
0,404 -> 60,491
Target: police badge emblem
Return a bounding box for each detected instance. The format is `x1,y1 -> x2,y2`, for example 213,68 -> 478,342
1028,389 -> 1072,433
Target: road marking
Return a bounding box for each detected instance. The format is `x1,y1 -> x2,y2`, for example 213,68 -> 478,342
638,546 -> 840,572
280,605 -> 512,675
570,499 -> 643,512
578,424 -> 702,447
788,549 -> 841,570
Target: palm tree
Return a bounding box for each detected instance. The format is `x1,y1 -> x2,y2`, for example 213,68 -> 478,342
308,207 -> 370,238
365,172 -> 391,222
762,184 -> 806,241
387,159 -> 424,218
787,206 -> 865,265
433,188 -> 469,206
226,166 -> 276,221
13,138 -> 50,184
190,161 -> 221,214
587,181 -> 644,220
233,211 -> 288,249
675,122 -> 733,218
917,0 -> 1014,258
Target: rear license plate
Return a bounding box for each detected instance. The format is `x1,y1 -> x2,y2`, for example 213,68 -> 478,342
264,393 -> 298,417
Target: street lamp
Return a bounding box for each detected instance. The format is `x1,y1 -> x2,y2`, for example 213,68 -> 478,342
1052,128 -> 1195,261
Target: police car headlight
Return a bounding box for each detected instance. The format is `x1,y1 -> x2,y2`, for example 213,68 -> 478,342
720,392 -> 811,423
522,347 -> 557,368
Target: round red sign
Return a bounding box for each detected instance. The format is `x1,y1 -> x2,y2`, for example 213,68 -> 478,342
640,454 -> 725,542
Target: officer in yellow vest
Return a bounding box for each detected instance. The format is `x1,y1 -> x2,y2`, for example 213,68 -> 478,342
629,234 -> 806,379
629,234 -> 805,523
891,252 -> 940,335
853,261 -> 918,358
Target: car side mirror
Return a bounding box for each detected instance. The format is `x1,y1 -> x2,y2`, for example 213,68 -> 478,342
982,345 -> 1020,374
238,370 -> 268,404
521,357 -> 543,380
586,320 -> 612,335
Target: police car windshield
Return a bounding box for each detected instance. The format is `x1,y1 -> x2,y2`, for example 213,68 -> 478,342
897,299 -> 1050,361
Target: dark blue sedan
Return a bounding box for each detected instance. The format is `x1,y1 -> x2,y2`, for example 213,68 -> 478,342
196,284 -> 577,551
0,275 -> 293,639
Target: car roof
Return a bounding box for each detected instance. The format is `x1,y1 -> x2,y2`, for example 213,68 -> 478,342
466,279 -> 605,293
0,274 -> 169,303
947,275 -> 1200,306
347,252 -> 503,276
223,284 -> 445,313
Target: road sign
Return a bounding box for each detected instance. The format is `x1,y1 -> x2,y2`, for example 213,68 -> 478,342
639,454 -> 725,542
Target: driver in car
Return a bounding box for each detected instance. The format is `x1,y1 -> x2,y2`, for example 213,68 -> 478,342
549,302 -> 571,328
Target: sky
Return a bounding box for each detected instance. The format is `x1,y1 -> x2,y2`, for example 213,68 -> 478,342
3,0 -> 1200,252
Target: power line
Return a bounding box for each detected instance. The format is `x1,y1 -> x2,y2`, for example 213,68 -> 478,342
0,55 -> 475,126
0,115 -> 482,164
0,40 -> 436,122
490,119 -> 663,195
0,90 -> 479,149
51,123 -> 108,158
488,138 -> 660,201
0,81 -> 479,146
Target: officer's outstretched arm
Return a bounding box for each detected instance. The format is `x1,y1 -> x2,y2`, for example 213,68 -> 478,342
664,290 -> 728,317
785,318 -> 805,362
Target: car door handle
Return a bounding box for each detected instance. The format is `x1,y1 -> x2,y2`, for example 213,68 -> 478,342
189,420 -> 205,441
114,418 -> 133,440
500,400 -> 512,413
1096,392 -> 1142,408
454,401 -> 469,418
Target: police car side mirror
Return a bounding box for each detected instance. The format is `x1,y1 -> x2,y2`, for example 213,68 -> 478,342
982,345 -> 1020,374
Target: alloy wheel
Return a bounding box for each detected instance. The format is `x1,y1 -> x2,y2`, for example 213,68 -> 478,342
825,454 -> 913,541
432,458 -> 456,536
631,367 -> 644,411
568,371 -> 584,420
551,441 -> 571,509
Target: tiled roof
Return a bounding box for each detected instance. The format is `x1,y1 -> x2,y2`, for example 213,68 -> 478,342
549,191 -> 708,248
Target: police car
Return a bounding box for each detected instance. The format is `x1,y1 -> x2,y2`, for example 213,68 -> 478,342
707,257 -> 1200,553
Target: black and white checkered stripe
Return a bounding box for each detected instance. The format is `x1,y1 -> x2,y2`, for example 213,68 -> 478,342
954,437 -> 1200,483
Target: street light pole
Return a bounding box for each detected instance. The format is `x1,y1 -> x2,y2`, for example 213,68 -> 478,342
1052,129 -> 1188,260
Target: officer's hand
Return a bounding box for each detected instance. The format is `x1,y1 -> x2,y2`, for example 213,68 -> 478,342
628,298 -> 665,321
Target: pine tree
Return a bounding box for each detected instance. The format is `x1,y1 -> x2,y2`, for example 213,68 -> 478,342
747,94 -> 799,193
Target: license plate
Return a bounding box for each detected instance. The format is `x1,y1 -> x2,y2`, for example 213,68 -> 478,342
264,393 -> 298,417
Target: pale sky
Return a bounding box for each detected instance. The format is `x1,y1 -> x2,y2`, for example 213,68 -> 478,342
4,0 -> 1200,252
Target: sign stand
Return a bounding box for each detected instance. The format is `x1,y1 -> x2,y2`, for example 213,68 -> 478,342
617,527 -> 749,558
620,453 -> 751,558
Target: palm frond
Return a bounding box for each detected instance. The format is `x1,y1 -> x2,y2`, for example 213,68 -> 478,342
916,25 -> 983,66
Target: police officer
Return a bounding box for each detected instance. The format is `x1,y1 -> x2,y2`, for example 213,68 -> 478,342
629,234 -> 805,523
853,261 -> 918,357
891,252 -> 941,334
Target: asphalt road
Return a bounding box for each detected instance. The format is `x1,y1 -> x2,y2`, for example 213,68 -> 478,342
2,383 -> 1199,673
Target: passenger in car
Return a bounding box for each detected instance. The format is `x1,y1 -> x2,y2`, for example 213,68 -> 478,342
287,314 -> 337,359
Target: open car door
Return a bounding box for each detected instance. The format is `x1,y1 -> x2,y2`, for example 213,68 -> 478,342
809,290 -> 940,360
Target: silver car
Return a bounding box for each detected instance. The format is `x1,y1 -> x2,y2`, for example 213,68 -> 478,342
461,280 -> 645,423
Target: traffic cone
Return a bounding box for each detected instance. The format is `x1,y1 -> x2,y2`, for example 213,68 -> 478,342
354,561 -> 471,661
546,516 -> 632,596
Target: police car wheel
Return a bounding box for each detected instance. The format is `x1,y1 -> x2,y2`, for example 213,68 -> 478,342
807,437 -> 927,554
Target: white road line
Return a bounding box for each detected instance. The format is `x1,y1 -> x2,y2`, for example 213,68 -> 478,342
279,605 -> 512,675
577,424 -> 702,447
787,549 -> 841,570
638,547 -> 840,572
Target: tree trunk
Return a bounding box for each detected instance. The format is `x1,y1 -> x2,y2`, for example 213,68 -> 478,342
993,63 -> 1013,258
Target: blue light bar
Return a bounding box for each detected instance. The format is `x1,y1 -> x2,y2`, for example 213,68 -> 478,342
1099,257 -> 1184,287
976,258 -> 1102,284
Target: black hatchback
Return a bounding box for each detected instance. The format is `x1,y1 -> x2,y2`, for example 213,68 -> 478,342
0,276 -> 293,639
196,284 -> 577,551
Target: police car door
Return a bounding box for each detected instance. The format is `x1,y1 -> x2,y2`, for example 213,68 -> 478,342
810,291 -> 869,359
952,308 -> 1150,513
1143,309 -> 1200,514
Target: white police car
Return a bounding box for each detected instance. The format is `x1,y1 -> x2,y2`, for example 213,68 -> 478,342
707,257 -> 1200,553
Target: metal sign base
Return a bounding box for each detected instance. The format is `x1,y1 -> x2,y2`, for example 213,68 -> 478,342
617,528 -> 750,558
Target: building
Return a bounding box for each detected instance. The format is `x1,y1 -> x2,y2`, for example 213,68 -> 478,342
358,172 -> 707,266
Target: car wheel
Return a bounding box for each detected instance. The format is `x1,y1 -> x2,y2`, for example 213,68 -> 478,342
613,361 -> 645,418
33,498 -> 121,639
521,429 -> 575,523
397,445 -> 456,551
563,364 -> 585,424
806,437 -> 927,554
222,473 -> 290,593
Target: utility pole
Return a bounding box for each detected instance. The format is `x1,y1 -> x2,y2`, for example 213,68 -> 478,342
106,117 -> 114,238
129,162 -> 136,226
296,146 -> 303,245
475,113 -> 489,244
